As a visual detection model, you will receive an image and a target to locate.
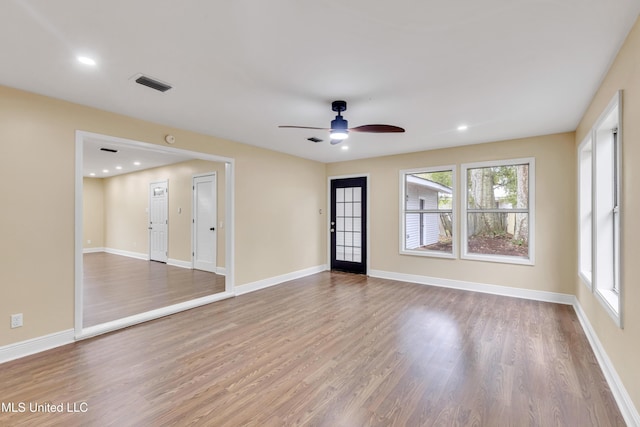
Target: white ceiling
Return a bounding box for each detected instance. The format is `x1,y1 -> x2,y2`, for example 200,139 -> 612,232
83,136 -> 194,178
2,1 -> 639,164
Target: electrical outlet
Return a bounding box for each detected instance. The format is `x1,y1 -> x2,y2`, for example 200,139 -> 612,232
10,313 -> 23,329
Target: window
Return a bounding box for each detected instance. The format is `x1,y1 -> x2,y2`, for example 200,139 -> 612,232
578,135 -> 593,288
585,91 -> 622,325
400,166 -> 456,258
461,158 -> 535,265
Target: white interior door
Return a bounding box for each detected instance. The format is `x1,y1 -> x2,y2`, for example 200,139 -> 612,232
149,180 -> 168,262
193,173 -> 217,273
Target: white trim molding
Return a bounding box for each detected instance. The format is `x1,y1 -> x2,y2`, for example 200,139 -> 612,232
573,299 -> 639,426
369,269 -> 574,304
167,258 -> 193,269
104,247 -> 149,261
83,247 -> 105,254
235,265 -> 327,296
216,267 -> 227,276
83,250 -> 214,272
0,329 -> 75,365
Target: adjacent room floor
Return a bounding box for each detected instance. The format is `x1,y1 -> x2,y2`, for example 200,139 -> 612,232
83,252 -> 225,327
1,271 -> 624,426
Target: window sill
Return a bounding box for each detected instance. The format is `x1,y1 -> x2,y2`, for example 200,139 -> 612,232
400,249 -> 456,259
579,271 -> 592,290
461,252 -> 534,266
595,287 -> 621,328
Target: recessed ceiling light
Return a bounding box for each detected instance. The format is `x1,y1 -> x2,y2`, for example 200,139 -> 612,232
102,169 -> 109,173
133,161 -> 141,166
115,166 -> 122,170
341,146 -> 349,150
89,173 -> 96,176
457,124 -> 468,131
77,56 -> 96,66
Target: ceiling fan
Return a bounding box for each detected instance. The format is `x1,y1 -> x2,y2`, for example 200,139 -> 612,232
279,100 -> 405,145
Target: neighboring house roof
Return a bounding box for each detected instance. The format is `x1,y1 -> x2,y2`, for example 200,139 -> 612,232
407,175 -> 452,194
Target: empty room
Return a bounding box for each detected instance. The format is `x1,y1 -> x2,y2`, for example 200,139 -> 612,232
1,1 -> 639,426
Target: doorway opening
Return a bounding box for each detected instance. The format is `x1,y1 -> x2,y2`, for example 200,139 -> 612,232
328,175 -> 369,275
149,180 -> 169,263
193,173 -> 218,273
75,131 -> 235,339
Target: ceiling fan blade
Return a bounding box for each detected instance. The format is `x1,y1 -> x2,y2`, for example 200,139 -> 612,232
278,125 -> 330,130
350,124 -> 405,133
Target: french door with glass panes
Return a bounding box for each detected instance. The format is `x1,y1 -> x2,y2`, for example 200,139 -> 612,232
330,177 -> 367,274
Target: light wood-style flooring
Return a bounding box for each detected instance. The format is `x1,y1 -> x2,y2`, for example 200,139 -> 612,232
83,252 -> 225,327
1,272 -> 624,426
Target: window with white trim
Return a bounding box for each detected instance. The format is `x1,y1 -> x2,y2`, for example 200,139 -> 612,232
584,91 -> 622,325
400,166 -> 456,258
578,134 -> 593,288
461,158 -> 535,265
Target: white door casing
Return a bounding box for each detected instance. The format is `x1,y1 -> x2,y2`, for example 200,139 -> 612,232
193,173 -> 217,272
149,180 -> 168,262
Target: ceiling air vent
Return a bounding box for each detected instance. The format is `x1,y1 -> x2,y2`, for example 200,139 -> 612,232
100,148 -> 118,153
134,74 -> 172,92
307,137 -> 323,143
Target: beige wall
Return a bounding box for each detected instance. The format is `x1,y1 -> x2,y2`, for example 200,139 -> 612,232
102,159 -> 226,266
327,132 -> 576,294
574,16 -> 640,412
0,85 -> 327,346
83,178 -> 105,250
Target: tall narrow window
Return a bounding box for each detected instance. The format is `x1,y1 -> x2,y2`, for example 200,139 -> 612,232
400,166 -> 456,258
461,158 -> 535,265
590,91 -> 622,324
612,128 -> 620,295
578,135 -> 593,288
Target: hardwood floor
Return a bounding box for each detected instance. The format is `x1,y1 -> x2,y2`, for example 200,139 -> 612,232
1,272 -> 624,426
83,252 -> 225,327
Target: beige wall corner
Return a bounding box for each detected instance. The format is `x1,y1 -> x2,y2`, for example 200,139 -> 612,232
327,132 -> 576,295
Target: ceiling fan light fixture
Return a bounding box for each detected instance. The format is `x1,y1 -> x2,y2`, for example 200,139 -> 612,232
330,130 -> 349,140
331,114 -> 348,140
278,100 -> 403,143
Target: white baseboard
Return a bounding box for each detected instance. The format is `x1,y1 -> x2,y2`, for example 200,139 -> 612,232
572,299 -> 640,427
83,247 -> 105,254
369,269 -> 574,305
103,247 -> 149,261
235,264 -> 328,296
167,258 -> 192,269
0,329 -> 75,365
